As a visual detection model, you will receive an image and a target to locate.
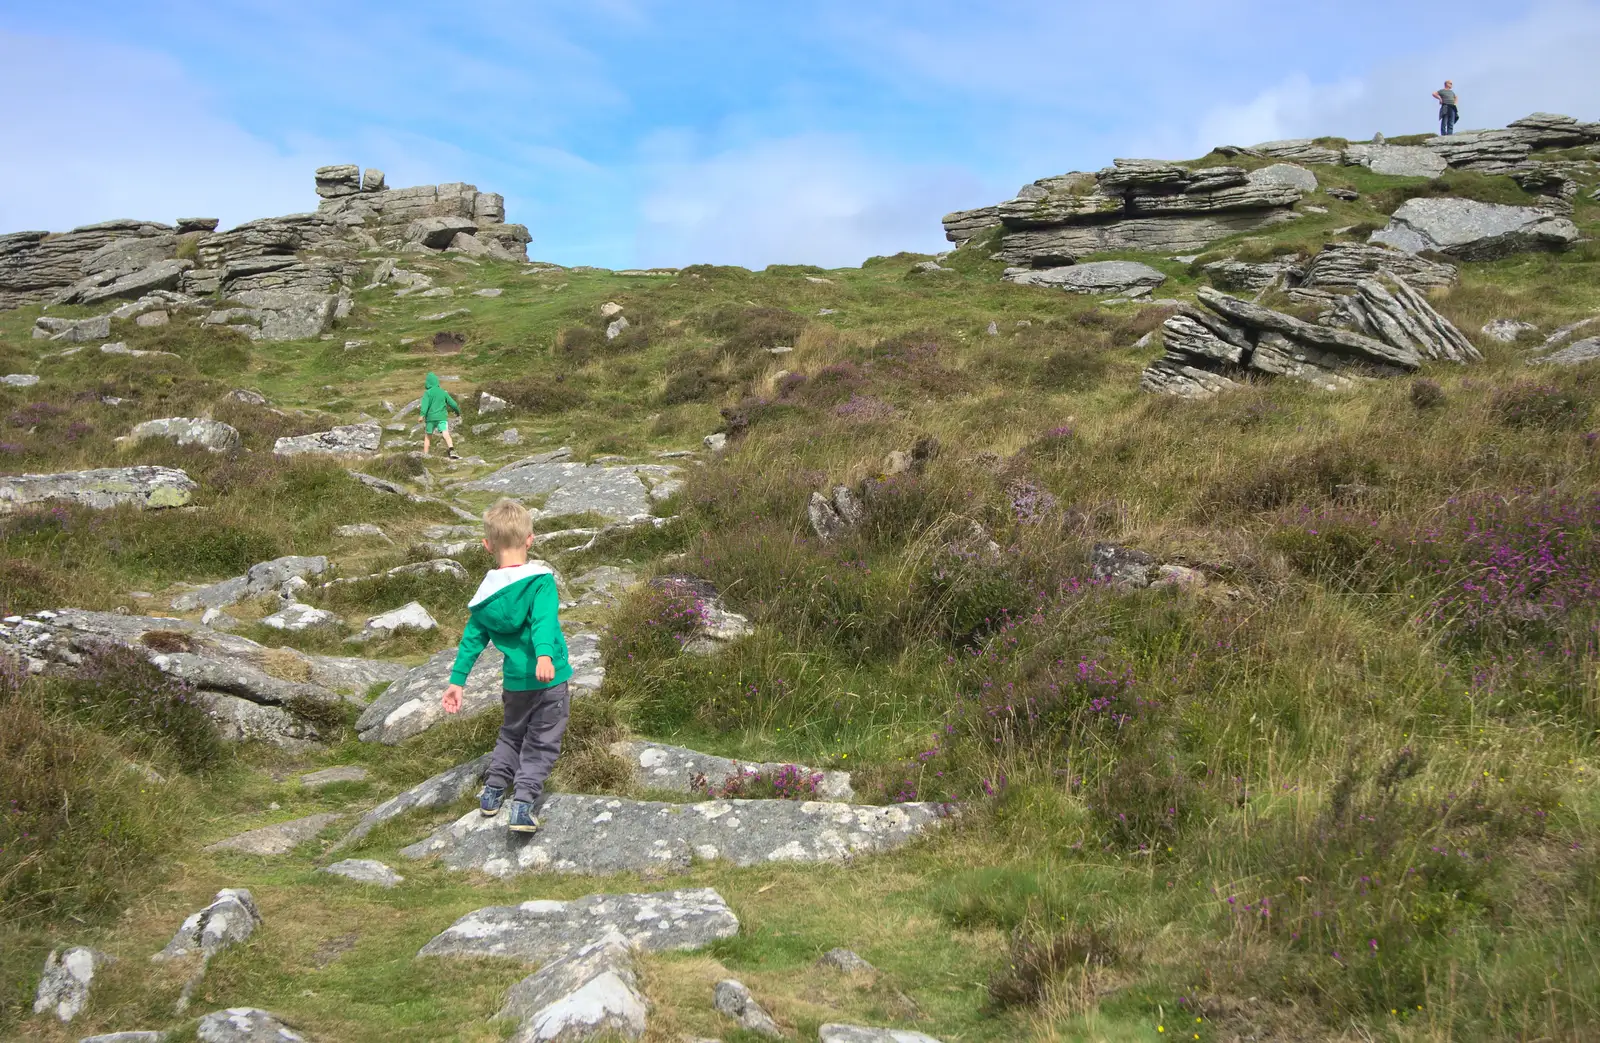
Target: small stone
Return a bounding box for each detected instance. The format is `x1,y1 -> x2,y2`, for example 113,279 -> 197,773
499,427 -> 521,445
1151,564 -> 1206,590
704,433 -> 727,451
817,948 -> 876,973
79,1033 -> 169,1043
819,308 -> 837,315
152,889 -> 262,961
883,451 -> 911,476
358,601 -> 437,638
985,321 -> 998,335
300,765 -> 369,788
472,288 -> 503,297
713,979 -> 782,1038
135,310 -> 170,327
333,523 -> 389,541
322,858 -> 403,887
479,391 -> 509,414
1482,319 -> 1538,343
33,947 -> 113,1022
1,373 -> 40,386
600,301 -> 624,318
606,316 -> 630,340
820,1026 -> 942,1043
260,603 -> 343,632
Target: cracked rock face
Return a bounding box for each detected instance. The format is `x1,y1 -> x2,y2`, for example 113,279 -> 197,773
33,946 -> 113,1022
273,423 -> 381,457
458,454 -> 681,521
612,740 -> 855,801
152,889 -> 262,961
0,466 -> 196,515
332,754 -> 490,850
401,793 -> 950,878
418,889 -> 739,962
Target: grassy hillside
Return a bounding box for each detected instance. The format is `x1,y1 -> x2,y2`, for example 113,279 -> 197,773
3,159 -> 1600,1042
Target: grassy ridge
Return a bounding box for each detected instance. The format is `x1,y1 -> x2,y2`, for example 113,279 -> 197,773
3,160 -> 1600,1040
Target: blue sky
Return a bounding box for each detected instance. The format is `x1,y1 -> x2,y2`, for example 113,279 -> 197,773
3,1 -> 1598,269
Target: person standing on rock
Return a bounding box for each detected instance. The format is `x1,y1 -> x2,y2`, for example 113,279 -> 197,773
1432,81 -> 1459,136
419,371 -> 461,459
441,498 -> 572,835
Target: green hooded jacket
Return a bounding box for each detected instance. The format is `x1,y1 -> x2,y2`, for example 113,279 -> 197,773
419,372 -> 461,424
448,561 -> 572,691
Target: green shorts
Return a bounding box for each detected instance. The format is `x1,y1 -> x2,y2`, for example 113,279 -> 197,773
425,419 -> 449,435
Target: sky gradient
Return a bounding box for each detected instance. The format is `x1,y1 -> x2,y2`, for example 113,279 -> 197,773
3,1 -> 1598,269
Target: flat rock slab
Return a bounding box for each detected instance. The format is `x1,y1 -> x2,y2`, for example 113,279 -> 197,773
356,629 -> 601,744
322,858 -> 403,887
80,1034 -> 170,1043
1344,143 -> 1448,178
418,888 -> 738,963
459,458 -> 679,521
1530,336 -> 1600,367
0,466 -> 195,515
611,740 -> 854,801
821,1025 -> 943,1043
1003,261 -> 1166,295
204,813 -> 343,856
1370,198 -> 1579,260
152,889 -> 261,961
196,1008 -> 307,1043
299,765 -> 369,788
273,423 -> 381,457
401,794 -> 950,878
332,754 -> 490,850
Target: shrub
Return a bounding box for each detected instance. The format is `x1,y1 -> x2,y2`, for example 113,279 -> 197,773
43,645 -> 223,773
1490,381 -> 1589,430
660,366 -> 729,406
1410,378 -> 1445,409
690,762 -> 828,800
705,305 -> 806,358
486,374 -> 589,414
988,924 -> 1120,1009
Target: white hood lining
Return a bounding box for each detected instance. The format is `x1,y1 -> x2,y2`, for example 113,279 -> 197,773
468,560 -> 554,607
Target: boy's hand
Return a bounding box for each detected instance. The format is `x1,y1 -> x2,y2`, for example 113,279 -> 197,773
442,684 -> 464,714
536,656 -> 555,684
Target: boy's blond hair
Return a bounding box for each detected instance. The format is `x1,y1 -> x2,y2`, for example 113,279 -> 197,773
483,497 -> 533,550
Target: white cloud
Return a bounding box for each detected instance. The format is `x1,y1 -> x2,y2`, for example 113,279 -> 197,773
634,133 -> 981,269
1188,1 -> 1600,150
0,32 -> 321,231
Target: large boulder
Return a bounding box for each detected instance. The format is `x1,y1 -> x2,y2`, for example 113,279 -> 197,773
1247,163 -> 1318,192
1343,144 -> 1448,178
314,164 -> 363,199
205,289 -> 338,342
34,314 -> 111,342
273,423 -> 381,457
1002,260 -> 1167,295
128,417 -> 241,453
1300,242 -> 1458,290
406,215 -> 479,249
400,793 -> 952,877
57,258 -> 193,307
1370,198 -> 1579,260
0,466 -> 196,514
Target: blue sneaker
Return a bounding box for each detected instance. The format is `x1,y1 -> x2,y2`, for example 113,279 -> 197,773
507,800 -> 540,834
479,784 -> 506,816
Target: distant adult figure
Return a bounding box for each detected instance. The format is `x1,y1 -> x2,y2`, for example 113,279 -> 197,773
1432,80 -> 1459,136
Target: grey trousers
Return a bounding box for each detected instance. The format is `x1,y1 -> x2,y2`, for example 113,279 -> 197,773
486,681 -> 569,803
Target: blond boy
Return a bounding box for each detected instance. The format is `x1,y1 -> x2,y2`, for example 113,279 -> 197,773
442,498 -> 571,833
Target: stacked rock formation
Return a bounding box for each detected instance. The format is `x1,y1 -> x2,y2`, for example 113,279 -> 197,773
0,166 -> 529,342
1140,273 -> 1474,398
944,160 -> 1313,264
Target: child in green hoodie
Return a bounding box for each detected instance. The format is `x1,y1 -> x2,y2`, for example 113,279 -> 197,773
441,498 -> 572,834
419,372 -> 462,459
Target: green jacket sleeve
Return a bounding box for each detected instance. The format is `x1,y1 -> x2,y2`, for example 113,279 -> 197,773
448,612 -> 490,686
529,576 -> 562,660
446,391 -> 461,416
